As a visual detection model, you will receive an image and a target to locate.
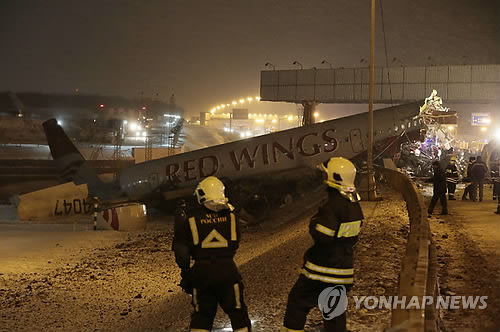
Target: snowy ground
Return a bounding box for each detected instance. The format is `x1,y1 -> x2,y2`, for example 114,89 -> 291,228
0,186 -> 410,332
424,185 -> 500,332
1,185 -> 498,332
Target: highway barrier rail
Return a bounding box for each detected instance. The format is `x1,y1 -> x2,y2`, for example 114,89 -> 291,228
379,167 -> 439,332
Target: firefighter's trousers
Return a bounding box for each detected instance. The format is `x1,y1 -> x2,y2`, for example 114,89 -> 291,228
189,260 -> 251,332
446,182 -> 456,198
282,275 -> 350,332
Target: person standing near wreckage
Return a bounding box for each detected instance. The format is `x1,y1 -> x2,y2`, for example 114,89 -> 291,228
428,161 -> 448,216
491,157 -> 499,201
462,156 -> 476,200
471,156 -> 489,202
445,156 -> 459,200
172,176 -> 251,332
280,157 -> 363,332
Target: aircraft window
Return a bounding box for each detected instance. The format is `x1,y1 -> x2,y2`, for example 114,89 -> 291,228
408,122 -> 411,128
414,120 -> 417,126
401,124 -> 405,130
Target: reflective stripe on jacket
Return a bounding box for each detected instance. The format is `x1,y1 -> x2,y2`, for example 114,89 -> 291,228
303,188 -> 364,284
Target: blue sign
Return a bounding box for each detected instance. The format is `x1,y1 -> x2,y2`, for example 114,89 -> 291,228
471,113 -> 491,126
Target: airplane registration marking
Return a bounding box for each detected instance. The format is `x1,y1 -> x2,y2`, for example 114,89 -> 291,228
54,199 -> 92,216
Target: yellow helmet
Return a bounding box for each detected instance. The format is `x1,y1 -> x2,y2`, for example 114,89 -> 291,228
323,157 -> 360,202
195,176 -> 229,211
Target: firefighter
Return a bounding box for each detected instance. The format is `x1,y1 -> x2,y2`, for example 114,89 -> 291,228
428,161 -> 448,216
445,156 -> 459,200
491,158 -> 499,201
172,176 -> 251,332
281,157 -> 363,332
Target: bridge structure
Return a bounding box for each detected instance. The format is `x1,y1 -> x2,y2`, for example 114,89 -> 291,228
260,64 -> 500,104
260,64 -> 500,124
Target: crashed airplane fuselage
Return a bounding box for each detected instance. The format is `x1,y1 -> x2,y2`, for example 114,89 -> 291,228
118,101 -> 424,200
35,102 -> 424,228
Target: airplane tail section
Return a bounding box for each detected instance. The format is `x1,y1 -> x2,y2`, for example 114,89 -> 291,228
43,119 -> 103,192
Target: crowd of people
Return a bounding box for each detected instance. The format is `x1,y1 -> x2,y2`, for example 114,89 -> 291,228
428,154 -> 500,216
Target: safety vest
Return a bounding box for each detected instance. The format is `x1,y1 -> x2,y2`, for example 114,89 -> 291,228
186,206 -> 239,260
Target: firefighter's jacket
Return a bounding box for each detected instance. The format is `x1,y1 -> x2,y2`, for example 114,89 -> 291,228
445,164 -> 459,184
491,162 -> 499,178
302,188 -> 364,285
173,203 -> 241,284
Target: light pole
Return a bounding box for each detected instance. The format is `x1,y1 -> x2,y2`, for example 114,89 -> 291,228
321,60 -> 333,68
392,57 -> 404,67
265,62 -> 276,70
292,61 -> 303,69
366,0 -> 376,200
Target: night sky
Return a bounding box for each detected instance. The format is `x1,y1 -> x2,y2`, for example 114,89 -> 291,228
1,0 -> 498,117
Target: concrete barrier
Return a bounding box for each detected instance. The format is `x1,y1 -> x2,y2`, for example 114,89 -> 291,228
379,167 -> 439,332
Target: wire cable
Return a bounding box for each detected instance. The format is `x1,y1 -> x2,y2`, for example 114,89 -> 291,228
379,0 -> 393,106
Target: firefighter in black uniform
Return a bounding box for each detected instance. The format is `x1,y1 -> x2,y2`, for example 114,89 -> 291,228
281,157 -> 363,332
445,156 -> 459,200
491,158 -> 499,201
173,176 -> 251,332
491,158 -> 500,214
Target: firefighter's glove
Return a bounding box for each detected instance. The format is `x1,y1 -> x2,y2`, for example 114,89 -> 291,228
179,268 -> 193,295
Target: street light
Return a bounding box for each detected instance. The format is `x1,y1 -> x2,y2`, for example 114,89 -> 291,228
392,57 -> 404,66
321,60 -> 333,68
292,61 -> 303,69
265,62 -> 276,70
313,111 -> 319,118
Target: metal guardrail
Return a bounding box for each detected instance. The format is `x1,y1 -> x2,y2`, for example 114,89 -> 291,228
379,167 -> 439,332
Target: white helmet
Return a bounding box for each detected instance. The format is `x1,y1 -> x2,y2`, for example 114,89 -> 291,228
323,157 -> 360,202
195,176 -> 230,211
